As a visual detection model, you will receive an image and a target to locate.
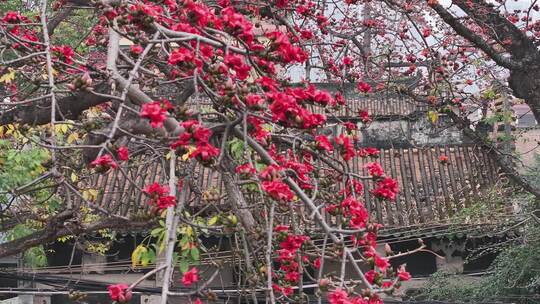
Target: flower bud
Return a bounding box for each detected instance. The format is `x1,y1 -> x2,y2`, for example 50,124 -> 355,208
124,291 -> 132,301
318,278 -> 330,291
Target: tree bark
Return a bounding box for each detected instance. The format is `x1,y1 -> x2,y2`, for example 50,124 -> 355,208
1,83 -> 110,126
0,211 -> 155,258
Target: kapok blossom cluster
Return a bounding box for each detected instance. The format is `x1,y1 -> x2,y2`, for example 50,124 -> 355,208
271,149 -> 315,190
326,196 -> 369,229
365,163 -> 399,201
170,120 -> 220,165
259,164 -> 295,203
140,99 -> 174,128
272,225 -> 310,297
143,182 -> 176,210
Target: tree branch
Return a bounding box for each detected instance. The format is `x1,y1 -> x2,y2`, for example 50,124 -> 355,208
0,211 -> 155,258
0,83 -> 110,126
429,1 -> 522,69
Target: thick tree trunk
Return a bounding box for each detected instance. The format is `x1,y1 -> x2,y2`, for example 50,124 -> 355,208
0,83 -> 110,126
509,68 -> 540,122
0,212 -> 154,258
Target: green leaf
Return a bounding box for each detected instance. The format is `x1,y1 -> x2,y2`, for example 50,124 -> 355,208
190,247 -> 200,261
255,162 -> 266,172
179,259 -> 189,274
150,227 -> 164,237
179,235 -> 189,246
147,248 -> 156,264
228,138 -> 244,160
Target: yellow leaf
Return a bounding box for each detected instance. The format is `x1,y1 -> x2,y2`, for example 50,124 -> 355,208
67,132 -> 79,144
82,191 -> 89,201
71,172 -> 78,183
159,240 -> 166,254
82,189 -> 98,201
427,111 -> 439,124
131,245 -> 147,268
5,125 -> 14,135
54,123 -> 71,135
0,68 -> 15,84
181,146 -> 197,161
88,189 -> 98,198
208,215 -> 219,226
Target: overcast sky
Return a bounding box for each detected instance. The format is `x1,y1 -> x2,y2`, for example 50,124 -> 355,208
440,0 -> 540,18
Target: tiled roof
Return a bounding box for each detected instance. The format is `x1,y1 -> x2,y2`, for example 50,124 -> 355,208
74,144 -> 506,228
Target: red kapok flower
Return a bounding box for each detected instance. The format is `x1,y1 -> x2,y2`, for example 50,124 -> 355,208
2,11 -> 23,23
398,265 -> 411,281
90,154 -> 118,170
144,182 -> 169,197
191,142 -> 220,162
182,267 -> 199,286
224,53 -> 251,80
281,286 -> 293,296
344,122 -> 357,132
365,270 -> 376,284
169,47 -> 195,65
274,225 -> 289,233
284,271 -> 300,283
366,162 -> 384,177
343,56 -> 353,66
372,177 -> 399,201
358,147 -> 379,158
130,44 -> 144,55
328,288 -> 349,304
117,146 -> 129,161
439,154 -> 449,164
107,284 -> 131,302
335,134 -> 356,161
235,163 -> 256,176
262,180 -> 294,202
313,257 -> 321,269
357,82 -> 372,93
315,135 -> 333,152
245,94 -> 265,110
144,182 -> 175,209
374,254 -> 390,271
140,100 -> 170,128
156,195 -> 176,209
359,110 -> 371,123
51,45 -> 75,64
